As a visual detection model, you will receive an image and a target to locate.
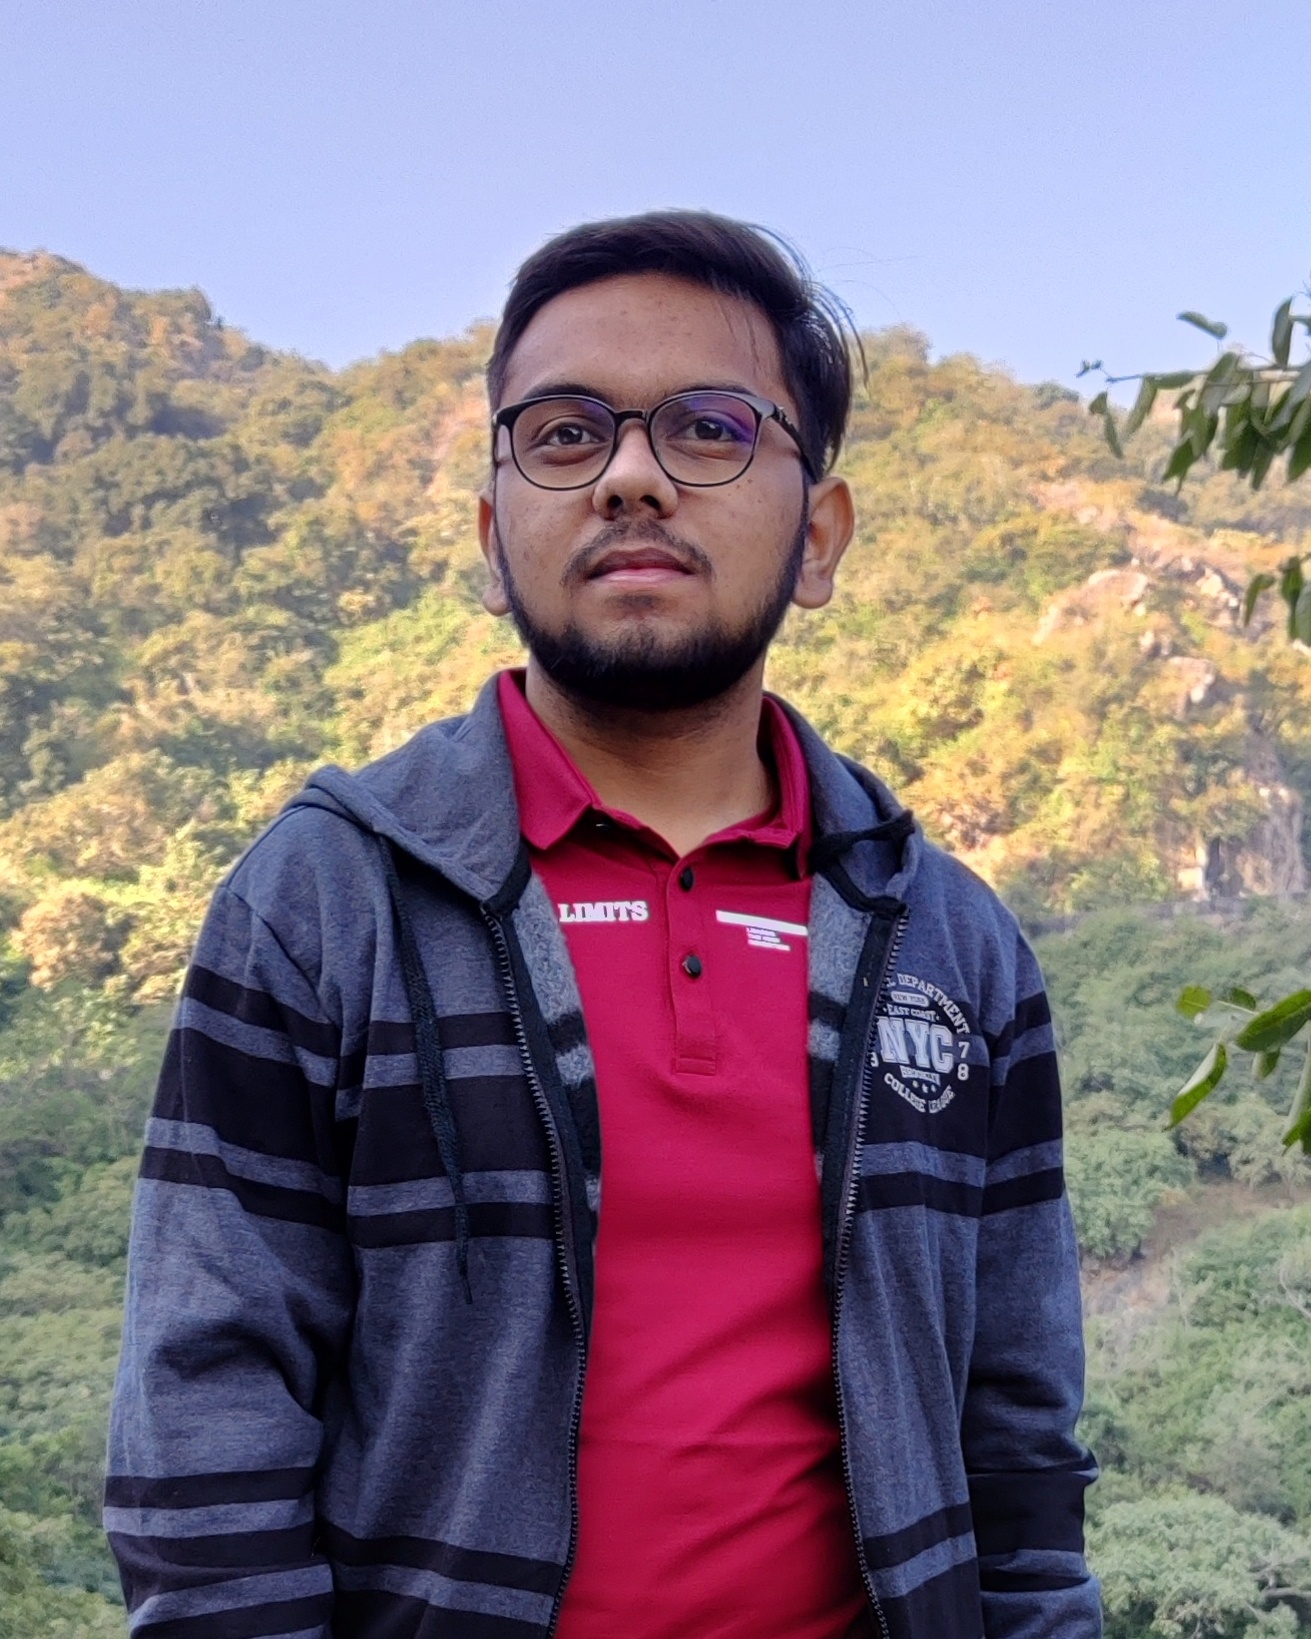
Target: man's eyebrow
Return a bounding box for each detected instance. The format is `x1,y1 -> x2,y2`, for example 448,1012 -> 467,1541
508,379 -> 766,405
511,380 -> 611,404
690,381 -> 761,398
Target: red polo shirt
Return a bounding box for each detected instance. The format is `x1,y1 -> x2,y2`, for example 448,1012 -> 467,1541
498,672 -> 866,1639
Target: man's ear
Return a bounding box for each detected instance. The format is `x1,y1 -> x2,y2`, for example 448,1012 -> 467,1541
792,475 -> 855,610
478,490 -> 511,617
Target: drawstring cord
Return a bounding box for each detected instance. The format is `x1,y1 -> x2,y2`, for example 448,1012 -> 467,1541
808,811 -> 915,914
377,837 -> 473,1303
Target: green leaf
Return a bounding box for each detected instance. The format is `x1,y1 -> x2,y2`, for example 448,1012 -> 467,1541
1187,405 -> 1219,459
1254,1048 -> 1281,1080
1289,419 -> 1311,483
1272,298 -> 1294,368
1163,439 -> 1198,487
1102,409 -> 1123,458
1225,399 -> 1252,445
1169,1041 -> 1227,1126
1206,370 -> 1245,422
1295,584 -> 1311,645
1282,1038 -> 1311,1153
1242,573 -> 1276,625
1200,353 -> 1244,418
1202,350 -> 1241,385
1220,427 -> 1259,475
1234,988 -> 1311,1053
1122,377 -> 1158,439
1088,391 -> 1109,416
1250,440 -> 1277,491
1177,984 -> 1213,1019
1223,986 -> 1260,1011
1154,371 -> 1197,389
1179,310 -> 1229,340
1265,388 -> 1295,433
1219,402 -> 1258,473
1280,558 -> 1305,638
1289,357 -> 1311,408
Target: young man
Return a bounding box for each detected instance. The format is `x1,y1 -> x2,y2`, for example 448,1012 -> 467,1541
107,212 -> 1099,1639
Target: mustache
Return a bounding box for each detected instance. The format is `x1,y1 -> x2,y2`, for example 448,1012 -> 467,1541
561,521 -> 713,587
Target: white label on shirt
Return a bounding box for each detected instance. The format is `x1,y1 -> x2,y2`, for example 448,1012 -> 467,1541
557,900 -> 650,924
715,909 -> 809,952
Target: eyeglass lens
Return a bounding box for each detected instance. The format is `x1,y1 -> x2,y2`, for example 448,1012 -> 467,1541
509,393 -> 761,489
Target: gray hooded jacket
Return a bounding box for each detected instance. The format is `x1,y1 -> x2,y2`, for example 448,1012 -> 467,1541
106,677 -> 1100,1639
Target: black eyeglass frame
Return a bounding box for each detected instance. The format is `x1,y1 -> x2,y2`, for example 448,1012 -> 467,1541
490,389 -> 820,490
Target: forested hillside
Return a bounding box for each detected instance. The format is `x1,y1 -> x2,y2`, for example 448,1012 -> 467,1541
1,250 -> 1310,1635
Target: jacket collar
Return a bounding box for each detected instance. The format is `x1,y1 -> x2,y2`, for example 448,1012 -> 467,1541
775,697 -> 921,906
290,673 -> 921,909
294,676 -> 524,904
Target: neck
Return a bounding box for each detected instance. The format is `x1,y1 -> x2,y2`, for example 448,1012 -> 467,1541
523,659 -> 773,859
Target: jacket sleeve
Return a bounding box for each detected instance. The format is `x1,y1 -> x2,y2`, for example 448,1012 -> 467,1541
105,880 -> 353,1637
962,929 -> 1102,1639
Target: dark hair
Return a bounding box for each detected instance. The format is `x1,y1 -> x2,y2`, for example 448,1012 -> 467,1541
486,209 -> 857,477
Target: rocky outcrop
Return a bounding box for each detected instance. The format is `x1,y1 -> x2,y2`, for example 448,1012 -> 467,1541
1031,486 -> 1310,903
1033,567 -> 1149,643
1163,655 -> 1218,715
1188,737 -> 1309,899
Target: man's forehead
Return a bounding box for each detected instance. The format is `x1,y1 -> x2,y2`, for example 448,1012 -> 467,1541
499,272 -> 789,408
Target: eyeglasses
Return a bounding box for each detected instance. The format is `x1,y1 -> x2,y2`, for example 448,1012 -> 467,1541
491,389 -> 818,490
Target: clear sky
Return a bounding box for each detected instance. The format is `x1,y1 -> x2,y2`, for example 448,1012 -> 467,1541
3,0 -> 1308,389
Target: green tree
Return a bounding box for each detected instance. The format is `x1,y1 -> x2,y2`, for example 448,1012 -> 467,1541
1083,292 -> 1311,1146
0,1511 -> 124,1638
1083,297 -> 1311,492
1092,1491 -> 1310,1639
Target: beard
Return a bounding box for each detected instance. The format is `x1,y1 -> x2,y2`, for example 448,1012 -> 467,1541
496,513 -> 808,713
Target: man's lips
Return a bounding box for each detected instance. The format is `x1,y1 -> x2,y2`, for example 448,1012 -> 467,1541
586,546 -> 696,581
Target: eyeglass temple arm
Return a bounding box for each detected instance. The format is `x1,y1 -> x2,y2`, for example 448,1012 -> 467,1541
769,405 -> 821,482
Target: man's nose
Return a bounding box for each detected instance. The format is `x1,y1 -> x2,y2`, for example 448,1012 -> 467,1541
592,420 -> 679,519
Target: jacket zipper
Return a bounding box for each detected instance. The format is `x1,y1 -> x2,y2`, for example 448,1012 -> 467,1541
832,906 -> 907,1639
482,909 -> 587,1639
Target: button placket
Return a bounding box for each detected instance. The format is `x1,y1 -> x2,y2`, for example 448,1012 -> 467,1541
666,855 -> 717,1074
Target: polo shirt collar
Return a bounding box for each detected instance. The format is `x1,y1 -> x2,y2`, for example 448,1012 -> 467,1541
496,669 -> 812,866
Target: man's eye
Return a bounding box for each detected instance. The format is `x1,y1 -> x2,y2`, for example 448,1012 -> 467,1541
535,420 -> 604,448
690,417 -> 735,442
663,408 -> 752,446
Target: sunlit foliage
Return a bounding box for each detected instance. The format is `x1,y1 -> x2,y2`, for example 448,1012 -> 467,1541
2,251 -> 1310,1630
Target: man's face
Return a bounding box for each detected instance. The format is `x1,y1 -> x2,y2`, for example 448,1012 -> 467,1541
478,273 -> 853,711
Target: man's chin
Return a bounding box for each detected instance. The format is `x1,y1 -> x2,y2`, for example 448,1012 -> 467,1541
555,610 -> 702,659
521,622 -> 766,714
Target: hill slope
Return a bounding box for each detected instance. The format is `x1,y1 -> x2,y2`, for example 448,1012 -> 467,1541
3,250 -> 1311,1007
1,252 -> 1310,1635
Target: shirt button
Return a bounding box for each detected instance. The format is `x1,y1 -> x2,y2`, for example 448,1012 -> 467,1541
681,953 -> 704,978
678,867 -> 695,891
